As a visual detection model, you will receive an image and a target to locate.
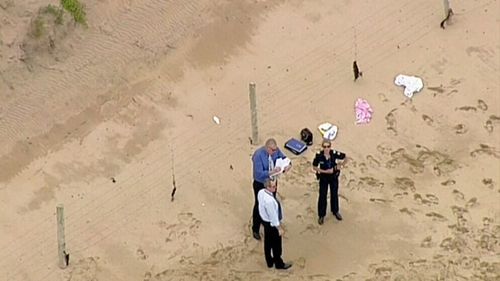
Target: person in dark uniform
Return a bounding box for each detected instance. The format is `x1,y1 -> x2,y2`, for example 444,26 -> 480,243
258,179 -> 292,270
251,138 -> 292,240
312,139 -> 346,225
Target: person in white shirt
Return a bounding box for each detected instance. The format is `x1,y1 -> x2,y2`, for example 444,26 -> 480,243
258,179 -> 292,270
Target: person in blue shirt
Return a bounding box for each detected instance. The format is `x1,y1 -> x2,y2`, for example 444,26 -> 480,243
251,138 -> 291,240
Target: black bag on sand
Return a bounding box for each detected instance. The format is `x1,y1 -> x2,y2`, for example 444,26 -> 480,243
300,128 -> 313,145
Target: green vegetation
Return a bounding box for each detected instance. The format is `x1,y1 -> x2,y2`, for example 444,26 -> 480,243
41,4 -> 64,25
33,17 -> 45,38
61,0 -> 86,26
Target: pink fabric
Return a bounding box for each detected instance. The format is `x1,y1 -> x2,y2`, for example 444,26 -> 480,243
355,98 -> 373,124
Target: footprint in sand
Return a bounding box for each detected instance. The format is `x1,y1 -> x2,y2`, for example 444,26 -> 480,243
482,178 -> 495,189
344,157 -> 357,168
369,198 -> 392,203
295,257 -> 306,269
482,217 -> 493,227
453,124 -> 468,134
359,176 -> 384,189
449,221 -> 469,234
465,197 -> 478,208
386,148 -> 405,169
456,106 -> 477,112
136,248 -> 148,260
165,213 -> 202,243
427,85 -> 445,97
470,144 -> 499,158
378,93 -> 389,102
143,271 -> 152,281
414,193 -> 438,206
452,189 -> 465,201
477,99 -> 488,111
376,143 -> 393,155
425,194 -> 439,204
441,179 -> 456,186
366,155 -> 381,168
67,257 -> 99,281
373,266 -> 393,278
346,178 -> 357,190
385,158 -> 400,169
394,177 -> 416,192
399,207 -> 414,216
425,212 -> 447,222
387,148 -> 427,174
422,114 -> 434,126
420,236 -> 433,248
393,192 -> 408,199
477,233 -> 496,252
451,205 -> 468,217
440,237 -> 466,252
339,193 -> 349,203
385,109 -> 398,135
300,223 -> 321,234
484,115 -> 500,133
358,162 -> 368,173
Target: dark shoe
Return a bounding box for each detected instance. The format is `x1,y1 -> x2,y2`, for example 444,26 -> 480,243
267,263 -> 274,268
252,231 -> 261,240
318,217 -> 324,225
276,263 -> 292,270
334,212 -> 343,221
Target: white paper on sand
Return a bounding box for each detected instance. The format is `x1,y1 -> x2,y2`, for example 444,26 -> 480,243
394,74 -> 423,98
318,122 -> 338,140
212,116 -> 220,124
275,157 -> 291,173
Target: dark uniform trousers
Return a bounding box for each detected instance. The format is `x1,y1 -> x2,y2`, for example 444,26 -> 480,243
252,180 -> 265,233
318,175 -> 339,217
262,221 -> 285,268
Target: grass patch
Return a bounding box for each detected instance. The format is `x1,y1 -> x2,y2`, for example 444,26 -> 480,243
61,0 -> 86,26
42,4 -> 64,25
33,17 -> 45,38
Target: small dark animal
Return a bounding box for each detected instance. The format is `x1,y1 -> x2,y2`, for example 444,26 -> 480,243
440,8 -> 454,29
353,61 -> 363,81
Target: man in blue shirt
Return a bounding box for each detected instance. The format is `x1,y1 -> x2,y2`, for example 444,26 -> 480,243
251,138 -> 291,240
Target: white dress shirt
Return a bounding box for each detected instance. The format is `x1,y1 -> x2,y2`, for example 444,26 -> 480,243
258,189 -> 283,227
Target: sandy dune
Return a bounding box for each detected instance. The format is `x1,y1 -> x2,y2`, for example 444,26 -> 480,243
0,0 -> 499,280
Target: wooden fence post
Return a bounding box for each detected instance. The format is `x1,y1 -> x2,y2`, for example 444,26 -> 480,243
443,0 -> 450,17
249,82 -> 259,145
57,204 -> 68,268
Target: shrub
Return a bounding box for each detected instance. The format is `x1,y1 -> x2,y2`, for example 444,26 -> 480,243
61,0 -> 86,26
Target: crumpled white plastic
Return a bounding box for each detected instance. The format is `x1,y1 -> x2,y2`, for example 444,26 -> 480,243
394,74 -> 424,98
318,122 -> 338,140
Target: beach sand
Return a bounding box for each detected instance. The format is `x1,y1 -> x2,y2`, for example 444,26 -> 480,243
0,0 -> 499,280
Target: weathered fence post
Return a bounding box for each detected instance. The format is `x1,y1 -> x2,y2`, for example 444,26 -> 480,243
57,204 -> 68,268
249,82 -> 259,145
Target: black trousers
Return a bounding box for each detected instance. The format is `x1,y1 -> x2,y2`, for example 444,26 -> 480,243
262,221 -> 284,268
252,180 -> 277,233
252,180 -> 265,233
318,176 -> 339,218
